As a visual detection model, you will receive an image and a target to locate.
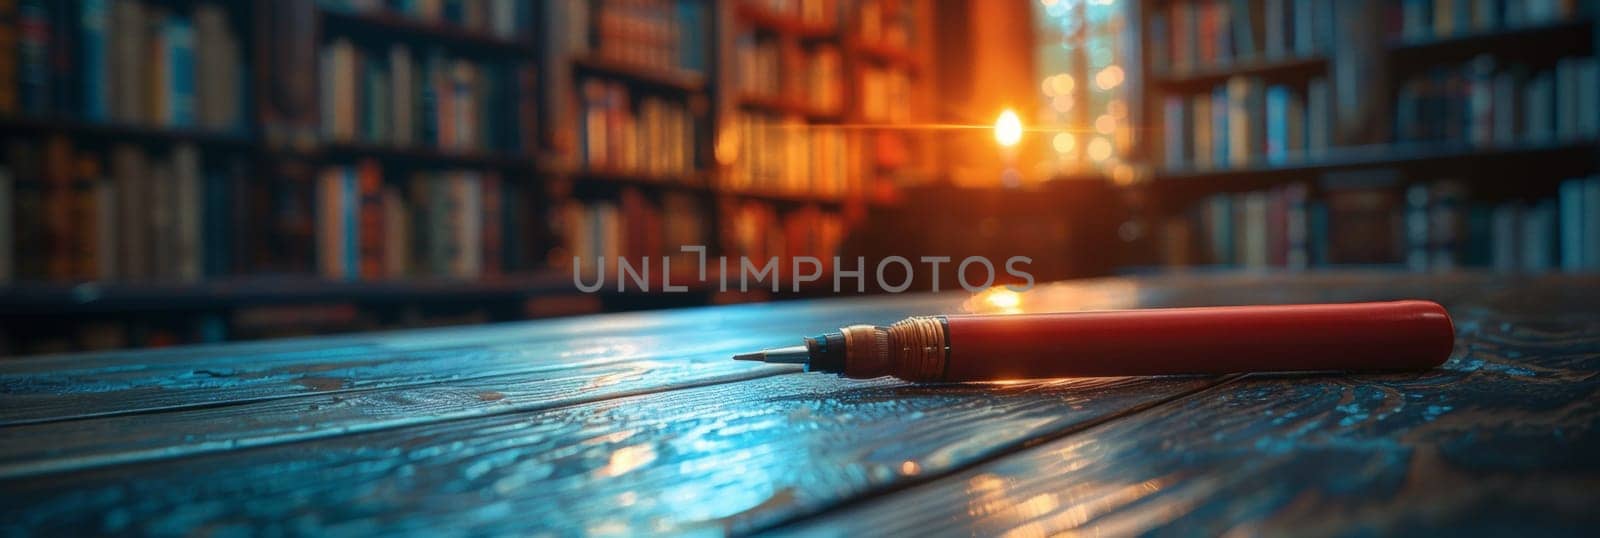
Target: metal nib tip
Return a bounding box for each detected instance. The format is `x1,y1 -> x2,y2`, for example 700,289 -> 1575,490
732,351 -> 766,362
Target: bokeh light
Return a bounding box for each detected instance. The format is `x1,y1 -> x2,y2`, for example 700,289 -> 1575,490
995,110 -> 1023,147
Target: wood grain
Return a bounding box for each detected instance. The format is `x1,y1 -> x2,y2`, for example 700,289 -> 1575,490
0,344 -> 792,478
5,272 -> 1583,537
784,281 -> 1600,536
0,373 -> 1217,535
0,295 -> 958,426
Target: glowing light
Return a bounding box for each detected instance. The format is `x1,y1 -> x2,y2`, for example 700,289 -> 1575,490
984,288 -> 1022,309
1088,136 -> 1113,161
969,287 -> 1024,314
901,460 -> 922,475
1112,163 -> 1137,185
1049,74 -> 1074,95
995,110 -> 1023,147
1095,114 -> 1118,134
1050,94 -> 1073,113
1040,0 -> 1058,6
599,444 -> 657,477
1052,132 -> 1075,153
1095,65 -> 1125,90
1040,78 -> 1055,97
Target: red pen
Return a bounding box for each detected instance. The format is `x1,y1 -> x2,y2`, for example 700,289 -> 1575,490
733,300 -> 1455,381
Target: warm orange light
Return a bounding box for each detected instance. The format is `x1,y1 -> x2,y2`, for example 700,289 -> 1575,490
1095,65 -> 1125,90
995,110 -> 1023,147
1088,136 -> 1113,161
1095,114 -> 1118,134
1051,132 -> 1075,153
1049,74 -> 1074,95
985,288 -> 1022,309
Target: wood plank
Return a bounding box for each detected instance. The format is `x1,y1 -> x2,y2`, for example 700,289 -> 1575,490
0,295 -> 960,425
0,373 -> 1218,535
780,279 -> 1600,536
0,345 -> 793,478
0,272 -> 1538,535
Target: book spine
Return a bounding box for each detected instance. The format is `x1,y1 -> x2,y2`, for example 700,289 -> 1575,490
343,166 -> 358,280
1163,95 -> 1187,168
358,160 -> 384,280
1265,85 -> 1289,164
0,166 -> 10,283
165,16 -> 195,127
1559,178 -> 1584,272
1212,85 -> 1230,167
1585,176 -> 1600,271
0,0 -> 18,115
1192,93 -> 1213,168
1306,77 -> 1329,156
81,0 -> 110,122
18,0 -> 50,113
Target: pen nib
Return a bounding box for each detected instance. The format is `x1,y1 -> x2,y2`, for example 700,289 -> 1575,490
731,345 -> 811,365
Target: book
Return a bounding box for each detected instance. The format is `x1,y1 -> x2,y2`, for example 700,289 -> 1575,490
80,0 -> 110,121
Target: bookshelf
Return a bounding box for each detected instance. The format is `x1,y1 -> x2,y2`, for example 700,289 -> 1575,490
0,0 -> 944,355
1132,0 -> 1600,274
0,0 -> 570,353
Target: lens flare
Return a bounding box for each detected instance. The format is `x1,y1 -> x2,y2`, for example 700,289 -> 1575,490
995,110 -> 1023,147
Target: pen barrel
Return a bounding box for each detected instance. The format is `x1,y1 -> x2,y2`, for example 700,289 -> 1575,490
935,300 -> 1454,381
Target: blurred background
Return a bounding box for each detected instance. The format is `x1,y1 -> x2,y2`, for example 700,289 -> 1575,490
0,0 -> 1596,355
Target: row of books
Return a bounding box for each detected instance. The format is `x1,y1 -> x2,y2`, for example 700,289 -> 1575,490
1161,176 -> 1600,272
317,0 -> 532,40
574,0 -> 711,75
319,39 -> 537,154
1404,177 -> 1600,272
855,0 -> 912,50
858,65 -> 912,123
735,36 -> 785,98
1387,0 -> 1590,43
315,161 -> 505,280
1149,0 -> 1336,76
1557,176 -> 1600,272
734,37 -> 844,113
0,0 -> 248,132
746,0 -> 840,28
1395,55 -> 1600,146
1161,77 -> 1333,169
556,189 -> 707,277
0,138 -> 241,283
578,79 -> 698,177
726,112 -> 857,197
721,201 -> 847,270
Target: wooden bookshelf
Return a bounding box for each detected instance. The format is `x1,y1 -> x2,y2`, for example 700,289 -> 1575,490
1150,56 -> 1328,90
719,188 -> 848,207
737,94 -> 843,121
318,8 -> 533,55
1155,140 -> 1598,181
734,2 -> 839,40
310,143 -> 536,171
847,40 -> 922,72
1145,139 -> 1599,207
571,55 -> 708,94
0,0 -> 942,354
0,117 -> 255,150
1386,18 -> 1594,56
567,170 -> 711,194
1130,0 -> 1600,274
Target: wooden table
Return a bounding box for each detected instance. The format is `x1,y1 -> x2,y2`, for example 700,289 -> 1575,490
3,272 -> 1598,536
